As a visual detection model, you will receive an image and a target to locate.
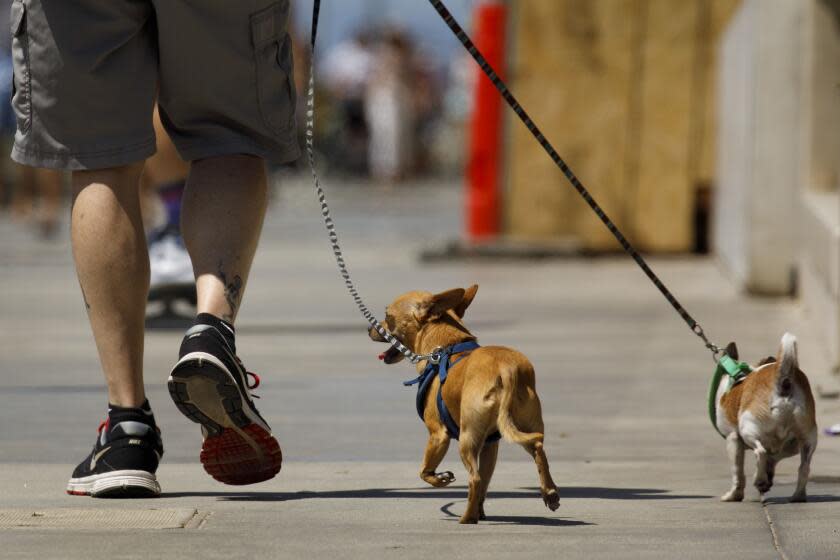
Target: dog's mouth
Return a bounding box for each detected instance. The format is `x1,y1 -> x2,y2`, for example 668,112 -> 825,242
378,344 -> 405,365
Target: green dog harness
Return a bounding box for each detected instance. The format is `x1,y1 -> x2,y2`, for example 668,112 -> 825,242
708,353 -> 753,438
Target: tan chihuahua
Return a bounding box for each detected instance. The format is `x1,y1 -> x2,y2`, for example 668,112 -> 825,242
369,285 -> 560,524
715,334 -> 817,502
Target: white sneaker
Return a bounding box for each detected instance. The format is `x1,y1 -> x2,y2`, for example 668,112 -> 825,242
149,229 -> 194,289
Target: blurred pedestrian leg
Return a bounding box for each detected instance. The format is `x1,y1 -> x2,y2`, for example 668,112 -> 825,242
365,30 -> 415,183
142,107 -> 193,298
17,166 -> 63,238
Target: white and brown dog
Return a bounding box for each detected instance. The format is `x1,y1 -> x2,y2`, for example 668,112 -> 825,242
716,334 -> 817,502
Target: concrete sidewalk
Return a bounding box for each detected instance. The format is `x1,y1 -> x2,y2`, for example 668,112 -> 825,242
1,176 -> 838,559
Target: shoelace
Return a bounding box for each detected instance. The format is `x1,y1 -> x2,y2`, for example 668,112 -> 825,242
246,372 -> 261,399
235,357 -> 261,398
246,371 -> 261,390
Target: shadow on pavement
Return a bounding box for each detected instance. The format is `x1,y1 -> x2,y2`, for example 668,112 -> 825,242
161,486 -> 710,501
438,500 -> 593,527
556,486 -> 712,500
763,495 -> 840,504
761,478 -> 840,503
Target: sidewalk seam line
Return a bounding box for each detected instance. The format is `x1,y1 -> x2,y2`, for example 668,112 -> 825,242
762,503 -> 789,560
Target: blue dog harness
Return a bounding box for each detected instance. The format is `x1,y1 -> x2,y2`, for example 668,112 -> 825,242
404,340 -> 502,443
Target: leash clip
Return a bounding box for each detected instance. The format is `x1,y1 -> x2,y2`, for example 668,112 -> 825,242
428,346 -> 444,365
693,324 -> 722,361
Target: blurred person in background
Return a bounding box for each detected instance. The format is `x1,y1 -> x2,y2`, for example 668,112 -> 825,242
7,160 -> 64,238
365,28 -> 416,183
141,107 -> 193,297
320,30 -> 374,175
407,46 -> 443,176
432,51 -> 474,175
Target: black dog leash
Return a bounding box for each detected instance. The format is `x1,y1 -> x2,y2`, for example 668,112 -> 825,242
425,0 -> 721,360
306,0 -> 721,362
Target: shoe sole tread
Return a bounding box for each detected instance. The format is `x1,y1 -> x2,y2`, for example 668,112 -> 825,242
168,353 -> 282,485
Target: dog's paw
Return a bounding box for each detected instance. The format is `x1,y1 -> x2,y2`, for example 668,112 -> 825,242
543,488 -> 560,511
439,471 -> 456,483
433,471 -> 456,487
790,491 -> 807,503
422,470 -> 456,487
720,489 -> 744,502
459,515 -> 479,524
754,479 -> 772,494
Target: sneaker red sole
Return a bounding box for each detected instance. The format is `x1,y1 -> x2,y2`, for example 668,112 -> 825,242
200,423 -> 282,485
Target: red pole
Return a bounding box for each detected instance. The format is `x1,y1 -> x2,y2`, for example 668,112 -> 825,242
466,1 -> 506,241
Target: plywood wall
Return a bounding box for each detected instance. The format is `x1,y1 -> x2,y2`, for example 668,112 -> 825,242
504,0 -> 740,252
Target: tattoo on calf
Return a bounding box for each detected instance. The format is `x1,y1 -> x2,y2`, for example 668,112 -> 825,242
217,260 -> 243,322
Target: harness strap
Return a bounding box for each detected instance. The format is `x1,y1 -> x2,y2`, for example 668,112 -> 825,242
405,341 -> 501,443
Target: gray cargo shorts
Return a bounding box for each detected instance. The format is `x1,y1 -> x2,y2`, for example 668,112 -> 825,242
9,0 -> 300,170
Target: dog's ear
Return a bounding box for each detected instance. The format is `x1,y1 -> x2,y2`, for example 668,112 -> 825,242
418,288 -> 466,322
724,342 -> 739,360
453,284 -> 478,318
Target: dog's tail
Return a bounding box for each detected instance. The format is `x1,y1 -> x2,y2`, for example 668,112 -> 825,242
776,332 -> 798,398
497,363 -> 544,446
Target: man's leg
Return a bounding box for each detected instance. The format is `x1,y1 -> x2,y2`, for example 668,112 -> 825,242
66,163 -> 164,499
157,0 -> 298,485
71,163 -> 147,408
11,0 -> 161,498
181,154 -> 267,323
168,153 -> 281,485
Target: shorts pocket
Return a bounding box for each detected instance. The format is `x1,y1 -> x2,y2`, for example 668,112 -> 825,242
251,1 -> 295,135
10,0 -> 31,132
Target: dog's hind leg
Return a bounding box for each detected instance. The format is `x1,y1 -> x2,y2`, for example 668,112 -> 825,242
477,440 -> 499,520
791,429 -> 817,502
420,430 -> 455,487
522,438 -> 559,511
753,441 -> 772,495
721,432 -> 745,502
458,432 -> 484,524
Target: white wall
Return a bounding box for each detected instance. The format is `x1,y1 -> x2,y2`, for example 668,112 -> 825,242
714,0 -> 805,295
717,0 -> 840,367
799,0 -> 840,368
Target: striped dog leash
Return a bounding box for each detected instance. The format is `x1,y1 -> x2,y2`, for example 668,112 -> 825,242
304,0 -> 440,366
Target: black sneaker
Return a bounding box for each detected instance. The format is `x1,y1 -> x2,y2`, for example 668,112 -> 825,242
168,323 -> 282,485
66,403 -> 163,498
